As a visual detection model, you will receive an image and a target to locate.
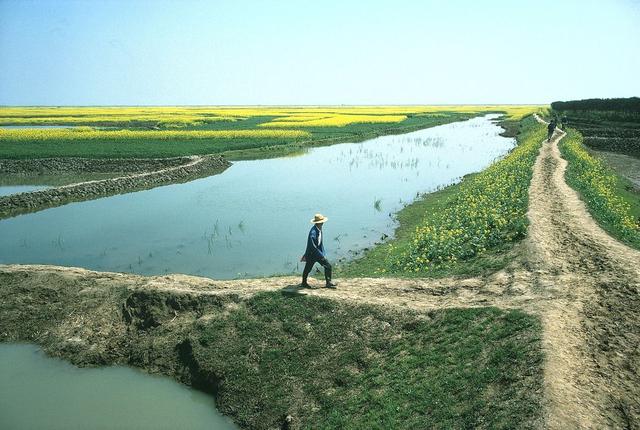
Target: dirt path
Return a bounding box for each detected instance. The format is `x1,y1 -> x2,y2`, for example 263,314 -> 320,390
525,116 -> 640,428
1,116 -> 639,428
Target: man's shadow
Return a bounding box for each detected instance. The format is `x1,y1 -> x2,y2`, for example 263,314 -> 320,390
281,283 -> 309,297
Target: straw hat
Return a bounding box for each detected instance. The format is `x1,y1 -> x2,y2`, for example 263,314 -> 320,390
310,213 -> 328,224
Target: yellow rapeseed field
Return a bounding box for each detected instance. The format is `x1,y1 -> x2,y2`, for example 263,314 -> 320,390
0,115 -> 234,126
387,116 -> 546,272
560,129 -> 640,241
0,106 -> 542,149
0,128 -> 311,141
0,105 -> 542,124
259,114 -> 408,127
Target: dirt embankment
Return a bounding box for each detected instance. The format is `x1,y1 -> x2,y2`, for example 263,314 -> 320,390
1,119 -> 639,428
0,157 -> 194,175
0,265 -> 243,395
0,155 -> 230,219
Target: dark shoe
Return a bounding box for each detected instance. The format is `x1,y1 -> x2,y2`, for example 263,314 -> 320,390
300,282 -> 312,289
325,282 -> 338,289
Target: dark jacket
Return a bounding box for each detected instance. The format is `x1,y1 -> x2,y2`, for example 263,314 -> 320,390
304,225 -> 325,260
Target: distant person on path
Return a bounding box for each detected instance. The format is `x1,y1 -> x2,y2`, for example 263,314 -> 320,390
301,213 -> 337,289
547,119 -> 557,141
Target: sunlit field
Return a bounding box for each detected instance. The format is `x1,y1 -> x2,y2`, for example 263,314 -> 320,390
0,105 -> 540,128
0,105 -> 541,159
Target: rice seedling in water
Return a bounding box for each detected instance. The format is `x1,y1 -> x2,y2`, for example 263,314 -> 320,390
52,234 -> 64,250
373,198 -> 383,212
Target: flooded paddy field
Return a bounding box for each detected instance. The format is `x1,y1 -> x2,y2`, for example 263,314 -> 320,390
0,115 -> 515,279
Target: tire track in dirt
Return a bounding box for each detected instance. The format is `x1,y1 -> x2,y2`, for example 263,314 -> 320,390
525,116 -> 640,429
2,116 -> 639,428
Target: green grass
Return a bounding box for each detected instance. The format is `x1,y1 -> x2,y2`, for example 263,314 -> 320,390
589,151 -> 640,219
340,116 -> 544,278
0,172 -> 124,186
0,113 -> 476,160
190,292 -> 543,429
0,135 -> 308,159
559,128 -> 640,249
614,176 -> 640,222
552,107 -> 640,248
338,175 -> 518,278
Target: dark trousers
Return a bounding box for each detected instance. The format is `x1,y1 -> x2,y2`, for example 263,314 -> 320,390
302,257 -> 332,284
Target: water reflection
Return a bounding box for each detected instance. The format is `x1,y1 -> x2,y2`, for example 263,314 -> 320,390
0,115 -> 514,279
0,185 -> 51,197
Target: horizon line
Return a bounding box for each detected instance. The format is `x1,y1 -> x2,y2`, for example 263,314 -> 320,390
0,103 -> 549,108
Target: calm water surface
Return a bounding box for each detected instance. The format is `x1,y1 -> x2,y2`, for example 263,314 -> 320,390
0,185 -> 50,197
0,115 -> 513,278
0,344 -> 236,430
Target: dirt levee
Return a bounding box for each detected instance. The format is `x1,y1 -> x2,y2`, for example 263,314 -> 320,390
0,155 -> 230,219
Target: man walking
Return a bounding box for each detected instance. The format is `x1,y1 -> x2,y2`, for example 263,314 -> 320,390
547,119 -> 557,141
301,213 -> 337,289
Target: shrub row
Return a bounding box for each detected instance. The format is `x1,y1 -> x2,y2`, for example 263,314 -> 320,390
551,97 -> 640,112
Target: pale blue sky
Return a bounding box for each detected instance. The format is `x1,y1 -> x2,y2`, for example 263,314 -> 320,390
1,0 -> 639,105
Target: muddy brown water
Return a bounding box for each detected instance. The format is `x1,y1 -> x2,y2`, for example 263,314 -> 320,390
0,343 -> 237,430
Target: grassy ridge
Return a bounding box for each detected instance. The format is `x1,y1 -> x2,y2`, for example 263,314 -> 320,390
559,129 -> 640,249
342,116 -> 545,276
192,292 -> 543,429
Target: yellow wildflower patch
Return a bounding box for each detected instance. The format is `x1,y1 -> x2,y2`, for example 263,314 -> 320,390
390,116 -> 546,272
260,114 -> 408,127
0,128 -> 311,141
560,129 -> 640,243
